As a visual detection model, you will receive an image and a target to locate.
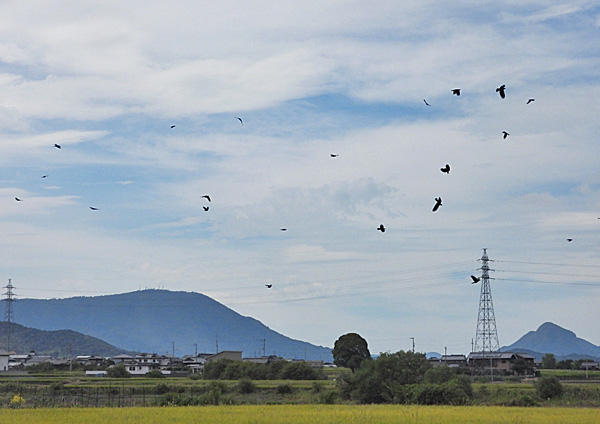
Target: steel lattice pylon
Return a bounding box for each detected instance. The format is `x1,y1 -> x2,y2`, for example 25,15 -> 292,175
474,248 -> 499,353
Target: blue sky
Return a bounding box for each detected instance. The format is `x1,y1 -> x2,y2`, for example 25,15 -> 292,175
1,1 -> 599,356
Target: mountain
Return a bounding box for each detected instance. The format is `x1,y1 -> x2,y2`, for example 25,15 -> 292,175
0,322 -> 132,357
13,290 -> 333,361
500,322 -> 600,359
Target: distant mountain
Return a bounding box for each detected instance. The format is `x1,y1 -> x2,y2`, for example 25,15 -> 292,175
500,322 -> 600,360
13,290 -> 333,361
0,322 -> 132,357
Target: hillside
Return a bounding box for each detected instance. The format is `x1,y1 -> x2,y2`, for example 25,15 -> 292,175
13,290 -> 333,361
0,322 -> 132,357
500,322 -> 600,359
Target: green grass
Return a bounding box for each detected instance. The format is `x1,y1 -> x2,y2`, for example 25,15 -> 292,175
0,405 -> 599,424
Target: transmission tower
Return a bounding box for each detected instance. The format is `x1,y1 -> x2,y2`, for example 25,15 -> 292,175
2,279 -> 16,352
473,249 -> 499,353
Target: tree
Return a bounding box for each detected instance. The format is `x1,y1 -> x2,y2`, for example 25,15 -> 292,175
536,376 -> 563,399
106,364 -> 131,378
332,333 -> 371,371
541,353 -> 556,369
511,358 -> 529,376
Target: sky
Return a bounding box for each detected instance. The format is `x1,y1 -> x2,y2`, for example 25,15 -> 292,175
1,1 -> 599,357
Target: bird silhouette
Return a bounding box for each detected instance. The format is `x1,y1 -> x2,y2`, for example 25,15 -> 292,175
235,117 -> 243,125
280,228 -> 287,231
423,99 -> 431,106
203,206 -> 209,211
41,175 -> 48,178
89,207 -> 99,210
170,125 -> 176,129
14,197 -> 22,202
330,154 -> 339,157
526,98 -> 535,104
502,131 -> 510,139
54,144 -> 61,149
567,238 -> 573,242
451,89 -> 461,96
471,275 -> 481,284
265,284 -> 273,288
440,164 -> 450,174
377,224 -> 385,232
432,197 -> 442,212
496,84 -> 506,99
201,195 -> 211,202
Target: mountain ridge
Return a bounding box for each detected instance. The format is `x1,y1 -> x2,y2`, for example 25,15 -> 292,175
13,289 -> 333,361
500,322 -> 600,360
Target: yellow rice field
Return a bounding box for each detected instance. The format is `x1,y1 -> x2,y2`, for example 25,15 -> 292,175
0,405 -> 598,424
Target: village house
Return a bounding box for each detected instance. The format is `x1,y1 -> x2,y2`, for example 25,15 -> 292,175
467,352 -> 535,376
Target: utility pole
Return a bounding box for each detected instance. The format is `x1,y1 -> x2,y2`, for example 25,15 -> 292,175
215,335 -> 219,353
259,339 -> 266,357
194,343 -> 198,357
474,248 -> 499,353
410,337 -> 415,353
2,279 -> 16,353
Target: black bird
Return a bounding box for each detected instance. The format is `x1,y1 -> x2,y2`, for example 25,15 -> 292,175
502,131 -> 510,139
201,195 -> 211,202
526,98 -> 535,104
41,175 -> 48,178
432,197 -> 442,212
203,206 -> 209,211
235,117 -> 243,125
170,125 -> 176,129
377,224 -> 385,232
89,207 -> 99,210
567,238 -> 573,242
330,154 -> 339,157
423,99 -> 431,106
54,144 -> 61,149
440,164 -> 450,174
471,275 -> 481,284
496,84 -> 506,99
451,88 -> 461,96
280,228 -> 287,231
265,284 -> 273,289
14,197 -> 22,202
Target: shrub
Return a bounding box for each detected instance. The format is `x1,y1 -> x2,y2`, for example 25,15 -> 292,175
155,383 -> 171,395
106,364 -> 131,378
276,383 -> 293,395
145,369 -> 166,378
536,376 -> 563,400
237,378 -> 256,394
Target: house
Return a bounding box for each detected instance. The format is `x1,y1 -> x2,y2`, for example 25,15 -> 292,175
441,354 -> 467,368
468,352 -> 535,376
580,361 -> 600,371
120,353 -> 173,375
0,350 -> 9,371
205,351 -> 242,363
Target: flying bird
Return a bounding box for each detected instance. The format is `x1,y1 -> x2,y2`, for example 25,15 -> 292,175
89,207 -> 99,210
526,98 -> 535,104
502,131 -> 510,139
451,88 -> 461,96
471,275 -> 481,284
14,197 -> 22,202
201,195 -> 211,202
440,164 -> 450,174
170,125 -> 176,129
496,84 -> 506,99
432,197 -> 442,212
567,238 -> 573,242
203,206 -> 209,211
265,284 -> 272,289
280,228 -> 287,231
330,154 -> 339,157
41,175 -> 48,178
423,99 -> 431,106
235,117 -> 243,125
377,224 -> 385,233
54,144 -> 61,149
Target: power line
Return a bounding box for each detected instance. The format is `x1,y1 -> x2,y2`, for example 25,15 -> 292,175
495,260 -> 600,269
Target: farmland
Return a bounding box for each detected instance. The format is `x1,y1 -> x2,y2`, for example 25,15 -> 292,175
0,404 -> 599,424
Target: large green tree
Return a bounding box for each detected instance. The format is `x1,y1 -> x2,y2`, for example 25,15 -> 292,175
541,353 -> 556,369
332,333 -> 372,371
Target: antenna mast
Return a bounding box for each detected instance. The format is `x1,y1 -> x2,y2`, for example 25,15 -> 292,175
474,249 -> 499,353
2,279 -> 16,352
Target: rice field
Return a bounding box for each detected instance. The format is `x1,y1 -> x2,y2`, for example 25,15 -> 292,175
0,404 -> 598,424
